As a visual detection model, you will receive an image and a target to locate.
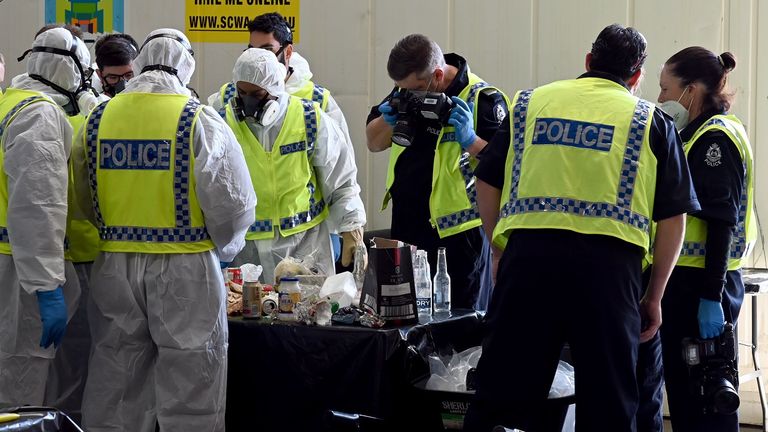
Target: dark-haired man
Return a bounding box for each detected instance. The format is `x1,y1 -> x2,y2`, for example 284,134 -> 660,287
94,33 -> 138,97
366,34 -> 508,310
463,24 -> 700,431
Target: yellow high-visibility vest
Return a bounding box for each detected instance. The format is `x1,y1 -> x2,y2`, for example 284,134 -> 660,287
225,95 -> 328,240
0,88 -> 60,255
493,78 -> 657,252
677,115 -> 755,269
84,92 -> 214,253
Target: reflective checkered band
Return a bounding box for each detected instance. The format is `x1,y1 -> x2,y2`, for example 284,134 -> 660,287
432,84 -> 489,231
218,82 -> 236,119
249,219 -> 273,233
87,99 -> 210,243
173,100 -> 199,228
85,101 -> 110,228
0,227 -> 7,243
680,117 -> 748,259
499,89 -> 533,213
466,82 -> 489,104
312,84 -> 326,105
279,181 -> 326,231
98,226 -> 208,242
0,96 -> 47,141
616,99 -> 651,208
436,152 -> 480,230
500,92 -> 651,233
302,100 -> 318,159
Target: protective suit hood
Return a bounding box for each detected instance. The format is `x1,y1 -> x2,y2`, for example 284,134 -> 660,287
233,48 -> 287,97
25,27 -> 90,94
285,51 -> 312,94
133,28 -> 195,88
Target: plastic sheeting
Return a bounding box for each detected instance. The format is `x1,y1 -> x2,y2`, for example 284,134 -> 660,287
0,407 -> 83,432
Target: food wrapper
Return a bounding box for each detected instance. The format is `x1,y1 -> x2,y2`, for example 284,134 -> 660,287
227,280 -> 243,316
274,256 -> 313,284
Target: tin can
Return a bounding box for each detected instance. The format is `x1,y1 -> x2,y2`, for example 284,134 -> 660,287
262,295 -> 278,316
242,281 -> 262,319
227,267 -> 243,285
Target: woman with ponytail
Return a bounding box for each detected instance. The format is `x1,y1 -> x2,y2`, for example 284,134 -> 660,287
651,47 -> 755,431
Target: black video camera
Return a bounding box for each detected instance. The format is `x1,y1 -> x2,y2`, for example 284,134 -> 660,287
681,322 -> 739,415
389,90 -> 454,147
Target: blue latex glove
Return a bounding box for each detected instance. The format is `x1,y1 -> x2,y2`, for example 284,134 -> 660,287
448,96 -> 477,149
377,101 -> 398,127
330,233 -> 342,263
36,286 -> 68,349
698,298 -> 725,338
220,261 -> 231,269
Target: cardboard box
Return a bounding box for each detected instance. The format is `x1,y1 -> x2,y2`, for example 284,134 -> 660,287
360,238 -> 418,325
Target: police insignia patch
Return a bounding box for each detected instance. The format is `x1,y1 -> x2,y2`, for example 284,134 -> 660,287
494,103 -> 505,123
705,143 -> 722,167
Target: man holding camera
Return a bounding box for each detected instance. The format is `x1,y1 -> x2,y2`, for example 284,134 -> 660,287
366,34 -> 508,310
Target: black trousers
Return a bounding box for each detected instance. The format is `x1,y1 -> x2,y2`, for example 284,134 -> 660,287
659,268 -> 744,432
635,332 -> 664,432
635,270 -> 664,432
463,230 -> 643,432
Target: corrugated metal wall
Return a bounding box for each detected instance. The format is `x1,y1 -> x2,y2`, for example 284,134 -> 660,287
1,0 -> 767,423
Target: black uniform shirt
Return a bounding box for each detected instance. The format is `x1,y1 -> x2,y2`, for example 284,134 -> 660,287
475,71 -> 700,222
679,109 -> 744,227
679,109 -> 746,300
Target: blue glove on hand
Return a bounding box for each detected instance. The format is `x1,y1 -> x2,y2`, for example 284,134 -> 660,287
378,101 -> 398,127
220,261 -> 231,269
36,286 -> 67,349
449,96 -> 477,149
698,298 -> 725,339
330,233 -> 342,263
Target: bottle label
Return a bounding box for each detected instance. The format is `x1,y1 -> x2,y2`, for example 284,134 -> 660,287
416,298 -> 431,309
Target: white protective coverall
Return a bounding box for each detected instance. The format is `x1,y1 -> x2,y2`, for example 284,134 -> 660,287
42,31 -> 106,422
228,49 -> 365,284
207,51 -> 362,230
0,27 -> 83,407
73,28 -> 256,432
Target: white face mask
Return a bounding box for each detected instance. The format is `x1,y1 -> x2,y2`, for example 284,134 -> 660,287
658,87 -> 691,130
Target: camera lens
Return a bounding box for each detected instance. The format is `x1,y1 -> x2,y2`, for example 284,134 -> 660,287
708,377 -> 740,414
392,119 -> 414,147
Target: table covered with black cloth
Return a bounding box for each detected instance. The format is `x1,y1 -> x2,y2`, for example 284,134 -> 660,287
225,310 -> 483,431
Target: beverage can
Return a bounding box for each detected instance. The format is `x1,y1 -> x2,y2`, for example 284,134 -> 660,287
227,267 -> 243,285
242,281 -> 262,319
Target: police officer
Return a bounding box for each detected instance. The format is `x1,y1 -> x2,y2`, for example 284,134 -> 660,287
226,48 -> 366,284
641,47 -> 754,432
208,12 -> 361,266
32,24 -> 104,422
464,24 -> 700,431
73,29 -> 255,432
0,27 -> 84,407
366,34 -> 508,310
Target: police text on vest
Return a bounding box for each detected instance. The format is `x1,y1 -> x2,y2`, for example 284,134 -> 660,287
100,140 -> 172,170
532,118 -> 614,152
